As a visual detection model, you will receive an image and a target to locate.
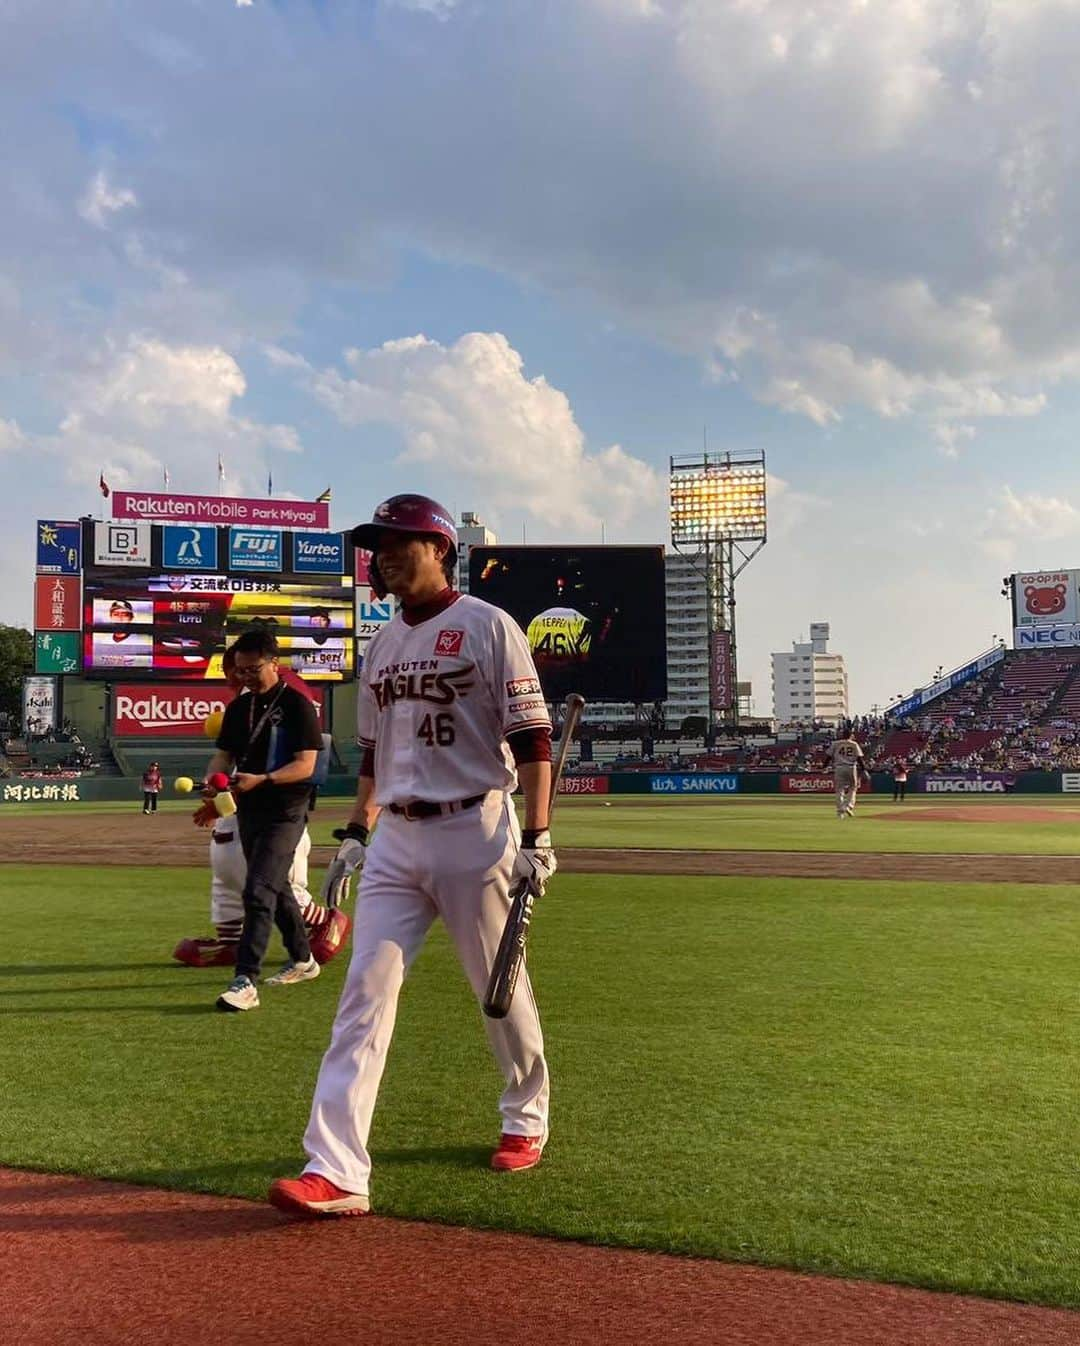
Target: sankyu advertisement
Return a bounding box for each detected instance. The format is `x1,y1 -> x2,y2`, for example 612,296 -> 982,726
1012,570 -> 1080,628
228,527 -> 282,572
36,521 -> 81,575
919,773 -> 1016,794
111,490 -> 330,530
650,773 -> 740,794
1062,773 -> 1080,793
93,521 -> 152,568
162,525 -> 219,571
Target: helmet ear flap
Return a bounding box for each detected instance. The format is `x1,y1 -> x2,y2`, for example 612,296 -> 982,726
368,555 -> 388,601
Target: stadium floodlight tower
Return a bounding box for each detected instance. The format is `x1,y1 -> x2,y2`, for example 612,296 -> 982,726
669,451 -> 767,732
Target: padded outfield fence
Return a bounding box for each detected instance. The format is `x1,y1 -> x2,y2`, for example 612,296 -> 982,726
0,768 -> 1070,804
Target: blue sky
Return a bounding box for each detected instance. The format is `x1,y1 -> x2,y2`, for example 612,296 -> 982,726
4,0 -> 1080,711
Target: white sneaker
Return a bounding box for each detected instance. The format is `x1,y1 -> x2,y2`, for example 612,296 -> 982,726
264,957 -> 320,987
216,974 -> 260,1012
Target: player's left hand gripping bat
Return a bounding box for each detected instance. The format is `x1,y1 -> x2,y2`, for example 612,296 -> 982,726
482,692 -> 586,1019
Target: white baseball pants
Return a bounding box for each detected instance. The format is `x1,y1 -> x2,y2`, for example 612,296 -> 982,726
835,768 -> 858,816
210,821 -> 314,924
301,789 -> 549,1197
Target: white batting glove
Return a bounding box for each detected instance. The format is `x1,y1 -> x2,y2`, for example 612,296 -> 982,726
512,829 -> 557,896
321,824 -> 369,908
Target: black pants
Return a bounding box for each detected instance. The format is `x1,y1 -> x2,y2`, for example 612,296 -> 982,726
234,809 -> 312,980
893,782 -> 906,801
142,792 -> 158,813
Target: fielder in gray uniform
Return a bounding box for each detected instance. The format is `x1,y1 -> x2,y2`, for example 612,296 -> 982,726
828,729 -> 868,818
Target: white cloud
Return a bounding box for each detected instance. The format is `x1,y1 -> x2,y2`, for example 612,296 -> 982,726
78,171 -> 137,229
987,484 -> 1080,541
8,0 -> 1080,437
933,423 -> 975,459
277,331 -> 663,533
28,338 -> 302,497
0,418 -> 25,454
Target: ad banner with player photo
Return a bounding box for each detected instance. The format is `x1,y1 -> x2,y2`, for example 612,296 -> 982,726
82,572 -> 355,681
468,545 -> 667,703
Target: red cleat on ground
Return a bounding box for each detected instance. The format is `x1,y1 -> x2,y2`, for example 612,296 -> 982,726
490,1134 -> 546,1172
308,908 -> 352,965
171,937 -> 238,968
268,1173 -> 370,1218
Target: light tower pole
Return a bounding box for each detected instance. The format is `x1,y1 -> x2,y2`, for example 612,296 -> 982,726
669,451 -> 767,732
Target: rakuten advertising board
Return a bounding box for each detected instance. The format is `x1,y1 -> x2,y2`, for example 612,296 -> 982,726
112,682 -> 324,735
781,774 -> 834,794
649,773 -> 740,794
112,684 -> 235,736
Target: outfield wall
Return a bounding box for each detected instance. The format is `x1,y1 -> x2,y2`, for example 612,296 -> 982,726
0,770 -> 1070,804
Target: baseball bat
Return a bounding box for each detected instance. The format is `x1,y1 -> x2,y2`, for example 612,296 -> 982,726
482,692 -> 586,1019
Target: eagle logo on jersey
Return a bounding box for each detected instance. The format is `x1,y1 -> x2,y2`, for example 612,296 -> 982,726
434,629 -> 464,656
372,665 -> 475,710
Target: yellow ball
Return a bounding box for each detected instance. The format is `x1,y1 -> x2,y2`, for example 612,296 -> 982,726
174,776 -> 195,795
203,710 -> 224,740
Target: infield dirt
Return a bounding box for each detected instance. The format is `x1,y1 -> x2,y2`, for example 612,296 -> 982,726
2,809 -> 1078,884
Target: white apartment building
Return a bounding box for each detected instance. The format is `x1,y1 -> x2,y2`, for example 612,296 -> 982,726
660,550 -> 711,726
771,622 -> 848,727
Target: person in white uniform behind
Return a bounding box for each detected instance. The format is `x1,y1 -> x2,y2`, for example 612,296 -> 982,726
828,724 -> 869,819
270,494 -> 557,1218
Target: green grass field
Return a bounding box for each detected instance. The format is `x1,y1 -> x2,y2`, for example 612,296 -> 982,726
8,791 -> 1080,855
3,814 -> 1080,1306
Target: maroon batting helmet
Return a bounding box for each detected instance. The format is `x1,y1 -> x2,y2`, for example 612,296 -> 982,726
351,494 -> 458,598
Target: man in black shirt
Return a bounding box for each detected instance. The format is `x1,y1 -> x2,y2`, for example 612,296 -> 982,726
206,629 -> 324,1012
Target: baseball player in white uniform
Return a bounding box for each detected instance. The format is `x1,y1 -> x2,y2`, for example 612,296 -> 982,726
270,494 -> 555,1218
172,649 -> 351,969
828,727 -> 868,818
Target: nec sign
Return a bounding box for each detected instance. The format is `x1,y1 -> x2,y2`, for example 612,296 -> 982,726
293,531 -> 344,574
229,527 -> 282,572
1014,624 -> 1080,648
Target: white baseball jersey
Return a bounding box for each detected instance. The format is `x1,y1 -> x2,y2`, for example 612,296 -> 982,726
829,739 -> 864,772
357,594 -> 551,806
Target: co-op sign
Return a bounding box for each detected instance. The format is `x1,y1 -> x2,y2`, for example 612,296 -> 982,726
649,773 -> 740,794
112,686 -> 232,736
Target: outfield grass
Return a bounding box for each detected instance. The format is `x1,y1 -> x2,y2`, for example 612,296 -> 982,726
4,864 -> 1080,1305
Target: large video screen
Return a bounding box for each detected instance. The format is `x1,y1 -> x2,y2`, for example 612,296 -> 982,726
83,573 -> 355,681
468,546 -> 667,702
